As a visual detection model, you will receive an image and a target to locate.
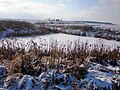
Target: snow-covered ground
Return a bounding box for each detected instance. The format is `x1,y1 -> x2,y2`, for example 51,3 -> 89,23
0,28 -> 40,38
46,22 -> 120,31
0,33 -> 120,90
0,33 -> 119,51
45,22 -> 120,41
0,61 -> 119,90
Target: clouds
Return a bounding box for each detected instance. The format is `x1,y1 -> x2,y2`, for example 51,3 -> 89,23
0,0 -> 120,24
79,0 -> 120,24
98,2 -> 120,23
0,0 -> 70,19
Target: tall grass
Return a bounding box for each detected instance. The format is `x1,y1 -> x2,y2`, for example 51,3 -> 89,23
0,38 -> 119,77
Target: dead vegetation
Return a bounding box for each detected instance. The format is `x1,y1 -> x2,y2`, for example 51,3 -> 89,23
0,38 -> 119,80
47,24 -> 120,41
0,20 -> 34,31
0,20 -> 55,37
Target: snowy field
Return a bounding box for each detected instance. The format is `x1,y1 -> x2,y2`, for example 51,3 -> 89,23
0,33 -> 120,50
46,22 -> 120,31
0,33 -> 120,90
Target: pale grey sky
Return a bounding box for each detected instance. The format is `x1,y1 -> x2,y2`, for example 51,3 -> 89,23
0,0 -> 120,24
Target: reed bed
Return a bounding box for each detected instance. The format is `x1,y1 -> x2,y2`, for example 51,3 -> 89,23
0,38 -> 119,78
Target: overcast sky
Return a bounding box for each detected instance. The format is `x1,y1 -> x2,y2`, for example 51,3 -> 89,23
0,0 -> 120,24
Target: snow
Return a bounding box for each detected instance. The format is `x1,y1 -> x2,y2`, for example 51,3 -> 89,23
81,62 -> 119,90
0,28 -> 39,38
0,33 -> 119,51
46,23 -> 120,41
0,61 -> 119,90
18,75 -> 40,90
0,65 -> 7,78
17,33 -> 120,47
47,22 -> 120,31
0,33 -> 120,89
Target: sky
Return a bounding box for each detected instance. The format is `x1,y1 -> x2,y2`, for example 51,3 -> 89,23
0,0 -> 120,24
